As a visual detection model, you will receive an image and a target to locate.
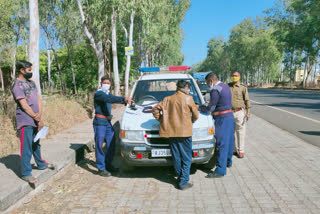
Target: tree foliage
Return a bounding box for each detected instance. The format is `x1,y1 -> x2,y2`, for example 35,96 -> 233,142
193,0 -> 320,88
0,0 -> 190,93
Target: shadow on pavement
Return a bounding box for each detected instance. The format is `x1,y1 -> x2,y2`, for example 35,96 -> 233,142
299,131 -> 320,136
69,143 -> 92,163
0,154 -> 36,188
0,154 -> 21,177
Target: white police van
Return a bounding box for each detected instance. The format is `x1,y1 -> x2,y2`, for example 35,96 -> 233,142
120,66 -> 216,169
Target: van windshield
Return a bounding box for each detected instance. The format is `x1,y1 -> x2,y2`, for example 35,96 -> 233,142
132,79 -> 202,105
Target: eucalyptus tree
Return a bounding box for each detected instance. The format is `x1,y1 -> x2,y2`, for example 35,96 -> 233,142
0,0 -> 14,90
76,0 -> 107,88
227,18 -> 282,86
119,0 -> 136,96
291,0 -> 320,87
56,0 -> 82,94
229,18 -> 258,84
11,0 -> 28,80
29,0 -> 42,95
265,0 -> 305,85
111,7 -> 120,95
134,0 -> 190,67
39,0 -> 65,93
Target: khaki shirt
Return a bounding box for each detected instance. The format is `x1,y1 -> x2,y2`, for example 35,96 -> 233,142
228,82 -> 251,115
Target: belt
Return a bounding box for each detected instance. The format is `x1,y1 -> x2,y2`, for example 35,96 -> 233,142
233,108 -> 243,112
95,114 -> 112,120
212,109 -> 232,116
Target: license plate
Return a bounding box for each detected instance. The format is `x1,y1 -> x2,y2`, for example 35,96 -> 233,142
151,149 -> 171,157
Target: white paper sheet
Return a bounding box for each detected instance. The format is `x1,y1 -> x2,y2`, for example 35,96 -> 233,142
33,126 -> 49,142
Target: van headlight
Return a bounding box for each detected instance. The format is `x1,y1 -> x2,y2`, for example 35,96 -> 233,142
193,127 -> 214,140
120,130 -> 145,141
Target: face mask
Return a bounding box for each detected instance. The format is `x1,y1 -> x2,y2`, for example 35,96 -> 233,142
23,72 -> 33,79
101,84 -> 111,93
231,76 -> 240,82
209,83 -> 214,90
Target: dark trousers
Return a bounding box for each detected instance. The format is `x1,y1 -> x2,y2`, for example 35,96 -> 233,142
93,122 -> 116,171
19,126 -> 47,177
169,137 -> 192,188
214,116 -> 235,175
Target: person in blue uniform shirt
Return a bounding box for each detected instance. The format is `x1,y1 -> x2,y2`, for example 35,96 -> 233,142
94,75 -> 132,177
197,73 -> 235,178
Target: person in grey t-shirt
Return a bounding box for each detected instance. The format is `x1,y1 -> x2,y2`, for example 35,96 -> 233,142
11,60 -> 55,183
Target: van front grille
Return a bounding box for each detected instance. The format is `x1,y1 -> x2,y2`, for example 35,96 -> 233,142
147,137 -> 169,147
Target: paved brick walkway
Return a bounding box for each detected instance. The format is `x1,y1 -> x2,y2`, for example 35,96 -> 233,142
13,114 -> 320,214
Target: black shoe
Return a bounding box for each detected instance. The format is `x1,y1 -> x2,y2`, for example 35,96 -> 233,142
205,172 -> 224,178
106,166 -> 119,172
98,169 -> 111,177
227,165 -> 232,168
179,183 -> 193,190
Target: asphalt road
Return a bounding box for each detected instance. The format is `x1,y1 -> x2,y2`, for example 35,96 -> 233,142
248,88 -> 320,148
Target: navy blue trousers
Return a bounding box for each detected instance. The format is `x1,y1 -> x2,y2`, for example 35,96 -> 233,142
93,122 -> 116,171
214,116 -> 235,175
169,137 -> 192,188
19,126 -> 47,177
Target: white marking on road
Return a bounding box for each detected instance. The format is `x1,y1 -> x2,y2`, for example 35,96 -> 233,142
251,100 -> 320,124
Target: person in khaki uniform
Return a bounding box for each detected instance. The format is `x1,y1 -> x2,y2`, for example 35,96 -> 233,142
152,80 -> 199,190
228,71 -> 251,158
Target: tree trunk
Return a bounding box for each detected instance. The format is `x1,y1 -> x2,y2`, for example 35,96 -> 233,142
106,41 -> 111,78
124,10 -> 135,97
103,25 -> 111,78
67,45 -> 77,94
12,47 -> 17,80
25,42 -> 28,59
261,68 -> 265,88
303,54 -> 309,88
12,24 -> 21,80
44,35 -> 53,92
97,40 -> 104,84
0,68 -> 4,90
305,62 -> 314,88
29,0 -> 42,97
111,10 -> 120,96
246,71 -> 249,86
313,60 -> 318,85
257,66 -> 260,87
289,49 -> 295,85
77,0 -> 105,86
145,50 -> 149,67
53,49 -> 64,94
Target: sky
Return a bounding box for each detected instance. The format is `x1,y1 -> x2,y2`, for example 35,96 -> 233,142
181,0 -> 276,66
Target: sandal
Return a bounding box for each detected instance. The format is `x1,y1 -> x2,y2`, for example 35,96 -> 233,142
38,163 -> 55,170
21,175 -> 38,183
